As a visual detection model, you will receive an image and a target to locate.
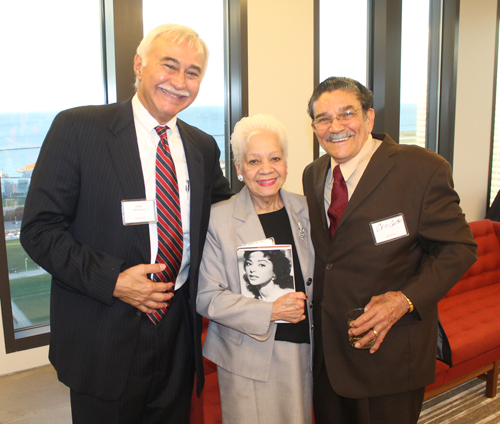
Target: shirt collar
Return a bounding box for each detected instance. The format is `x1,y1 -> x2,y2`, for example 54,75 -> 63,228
328,134 -> 376,183
132,93 -> 178,136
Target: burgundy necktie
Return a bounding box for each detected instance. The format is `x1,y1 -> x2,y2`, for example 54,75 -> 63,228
148,126 -> 183,325
327,165 -> 348,239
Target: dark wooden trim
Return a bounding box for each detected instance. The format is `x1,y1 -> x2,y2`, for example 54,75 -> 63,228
0,187 -> 16,353
226,0 -> 248,191
106,0 -> 143,102
370,0 -> 402,141
424,359 -> 499,400
426,0 -> 443,152
437,0 -> 460,166
12,332 -> 51,353
102,0 -> 117,104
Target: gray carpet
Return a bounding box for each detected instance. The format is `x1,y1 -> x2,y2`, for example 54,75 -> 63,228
418,373 -> 500,423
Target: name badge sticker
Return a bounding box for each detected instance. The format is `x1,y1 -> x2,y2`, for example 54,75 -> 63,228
369,213 -> 409,245
121,199 -> 157,226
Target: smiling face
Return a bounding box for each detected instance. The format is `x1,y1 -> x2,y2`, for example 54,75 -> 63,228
244,251 -> 275,286
235,130 -> 287,205
134,36 -> 206,124
311,89 -> 375,163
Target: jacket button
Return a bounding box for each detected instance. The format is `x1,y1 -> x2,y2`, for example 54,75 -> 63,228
309,302 -> 313,309
136,310 -> 142,317
326,263 -> 333,270
306,278 -> 312,286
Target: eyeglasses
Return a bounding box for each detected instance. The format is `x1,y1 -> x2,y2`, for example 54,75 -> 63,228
313,109 -> 362,131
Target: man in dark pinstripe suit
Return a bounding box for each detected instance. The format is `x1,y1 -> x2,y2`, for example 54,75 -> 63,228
21,24 -> 232,424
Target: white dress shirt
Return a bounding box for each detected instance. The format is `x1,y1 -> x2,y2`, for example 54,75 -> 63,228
132,94 -> 191,289
323,134 -> 382,225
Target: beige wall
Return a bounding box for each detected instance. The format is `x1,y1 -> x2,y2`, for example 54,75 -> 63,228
0,0 -> 497,376
247,0 -> 315,194
453,0 -> 497,222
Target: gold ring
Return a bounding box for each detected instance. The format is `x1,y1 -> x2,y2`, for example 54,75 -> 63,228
373,330 -> 378,337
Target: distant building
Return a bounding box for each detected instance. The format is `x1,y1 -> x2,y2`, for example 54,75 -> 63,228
1,177 -> 30,198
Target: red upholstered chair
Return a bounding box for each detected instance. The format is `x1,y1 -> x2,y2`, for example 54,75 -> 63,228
425,219 -> 500,399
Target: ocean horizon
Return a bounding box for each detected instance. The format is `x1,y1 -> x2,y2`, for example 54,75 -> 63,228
0,103 -> 419,178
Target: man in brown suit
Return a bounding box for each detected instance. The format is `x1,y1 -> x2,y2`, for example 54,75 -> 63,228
302,77 -> 477,424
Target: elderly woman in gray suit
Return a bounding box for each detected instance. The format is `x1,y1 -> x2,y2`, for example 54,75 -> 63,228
197,114 -> 314,424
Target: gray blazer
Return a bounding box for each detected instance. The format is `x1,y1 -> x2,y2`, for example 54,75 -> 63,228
196,187 -> 314,382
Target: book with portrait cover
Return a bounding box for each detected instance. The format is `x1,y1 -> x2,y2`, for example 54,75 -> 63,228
236,241 -> 295,304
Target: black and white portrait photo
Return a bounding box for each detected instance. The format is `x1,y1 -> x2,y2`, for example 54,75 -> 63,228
237,246 -> 295,302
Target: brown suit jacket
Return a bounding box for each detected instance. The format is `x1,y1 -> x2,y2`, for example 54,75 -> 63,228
302,133 -> 477,398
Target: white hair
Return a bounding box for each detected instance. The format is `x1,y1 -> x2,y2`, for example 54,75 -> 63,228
231,114 -> 289,168
134,24 -> 209,89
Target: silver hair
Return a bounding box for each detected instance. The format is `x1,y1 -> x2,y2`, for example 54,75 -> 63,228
231,114 -> 289,168
134,24 -> 209,90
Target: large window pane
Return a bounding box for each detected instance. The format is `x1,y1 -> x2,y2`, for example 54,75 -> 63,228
319,0 -> 369,85
316,0 -> 456,161
143,1 -> 227,175
318,0 -> 369,157
399,0 -> 430,148
0,1 -> 105,332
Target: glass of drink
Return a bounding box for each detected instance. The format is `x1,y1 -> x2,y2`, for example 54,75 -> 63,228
346,308 -> 376,349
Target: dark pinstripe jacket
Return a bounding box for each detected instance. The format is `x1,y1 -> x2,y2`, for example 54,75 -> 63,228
20,99 -> 232,400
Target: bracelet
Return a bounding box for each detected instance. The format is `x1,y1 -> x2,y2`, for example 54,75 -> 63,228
399,291 -> 414,314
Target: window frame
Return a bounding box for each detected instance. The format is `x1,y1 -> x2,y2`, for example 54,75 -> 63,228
225,0 -> 248,191
0,210 -> 51,353
1,0 -> 247,353
370,0 -> 402,140
435,0 -> 460,165
313,0 -> 460,165
0,0 -> 125,354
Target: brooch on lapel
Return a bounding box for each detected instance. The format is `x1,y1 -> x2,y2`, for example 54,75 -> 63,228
298,222 -> 306,241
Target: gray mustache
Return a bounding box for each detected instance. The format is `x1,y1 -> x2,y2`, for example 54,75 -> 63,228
326,132 -> 355,142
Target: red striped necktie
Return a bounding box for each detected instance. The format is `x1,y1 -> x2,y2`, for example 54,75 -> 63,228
327,164 -> 348,239
148,125 -> 183,325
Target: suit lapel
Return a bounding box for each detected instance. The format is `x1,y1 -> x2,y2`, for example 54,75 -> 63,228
177,120 -> 204,238
313,155 -> 332,243
107,100 -> 146,200
177,120 -> 205,282
234,187 -> 267,245
337,135 -> 398,231
107,99 -> 149,250
281,190 -> 310,280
